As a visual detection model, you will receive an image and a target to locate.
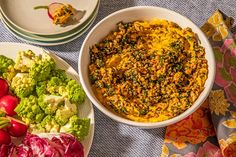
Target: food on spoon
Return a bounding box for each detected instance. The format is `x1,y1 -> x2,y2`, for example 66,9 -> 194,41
0,129 -> 11,144
0,78 -> 9,98
0,95 -> 19,116
34,3 -> 75,25
89,19 -> 208,122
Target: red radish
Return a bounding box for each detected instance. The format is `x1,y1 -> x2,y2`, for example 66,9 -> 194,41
0,78 -> 8,98
34,3 -> 64,20
0,95 -> 19,116
0,129 -> 11,144
7,118 -> 28,137
48,2 -> 64,19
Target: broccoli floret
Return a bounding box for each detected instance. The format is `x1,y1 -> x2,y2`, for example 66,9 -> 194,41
29,53 -> 56,82
66,80 -> 86,104
51,69 -> 70,83
47,77 -> 67,95
14,50 -> 35,72
0,55 -> 15,76
11,73 -> 36,98
14,95 -> 45,124
38,95 -> 64,114
60,115 -> 90,141
29,124 -> 46,133
41,115 -> 60,133
55,99 -> 78,126
2,65 -> 18,82
36,81 -> 48,96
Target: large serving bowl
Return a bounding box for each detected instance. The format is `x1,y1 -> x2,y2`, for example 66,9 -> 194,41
79,6 -> 215,128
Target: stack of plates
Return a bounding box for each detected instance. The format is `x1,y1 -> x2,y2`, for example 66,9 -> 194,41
0,0 -> 99,46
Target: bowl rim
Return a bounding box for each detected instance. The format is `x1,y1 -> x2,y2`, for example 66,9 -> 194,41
79,6 -> 216,128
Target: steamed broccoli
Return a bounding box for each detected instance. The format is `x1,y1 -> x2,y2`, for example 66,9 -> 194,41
66,80 -> 86,104
41,115 -> 60,133
29,123 -> 46,133
60,115 -> 90,141
29,53 -> 56,82
55,99 -> 78,126
11,73 -> 36,98
14,50 -> 35,72
2,65 -> 18,82
38,95 -> 64,114
51,69 -> 70,83
36,81 -> 48,96
0,55 -> 15,75
47,77 -> 67,95
14,95 -> 45,125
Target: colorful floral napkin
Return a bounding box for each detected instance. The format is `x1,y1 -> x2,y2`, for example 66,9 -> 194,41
161,10 -> 236,157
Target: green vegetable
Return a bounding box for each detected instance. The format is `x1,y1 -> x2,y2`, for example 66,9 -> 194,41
36,81 -> 48,96
11,73 -> 36,98
29,123 -> 46,133
67,80 -> 86,104
41,115 -> 60,132
0,55 -> 15,75
14,50 -> 35,72
14,95 -> 45,124
2,65 -> 18,82
51,69 -> 70,83
60,115 -> 90,141
1,50 -> 90,140
29,53 -> 55,82
47,77 -> 67,95
55,99 -> 77,126
38,95 -> 64,115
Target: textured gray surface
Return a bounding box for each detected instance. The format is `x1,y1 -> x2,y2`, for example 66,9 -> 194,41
0,0 -> 236,157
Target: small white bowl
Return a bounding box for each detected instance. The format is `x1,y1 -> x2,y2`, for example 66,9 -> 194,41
79,6 -> 216,129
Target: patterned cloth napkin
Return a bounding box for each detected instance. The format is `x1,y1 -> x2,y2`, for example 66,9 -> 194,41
161,10 -> 236,157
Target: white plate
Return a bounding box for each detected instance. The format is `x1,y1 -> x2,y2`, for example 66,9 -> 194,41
1,11 -> 97,46
0,42 -> 94,156
0,0 -> 100,42
0,0 -> 98,35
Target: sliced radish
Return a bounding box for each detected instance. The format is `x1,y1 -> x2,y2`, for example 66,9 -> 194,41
0,78 -> 9,98
48,2 -> 64,19
0,129 -> 11,145
0,95 -> 19,116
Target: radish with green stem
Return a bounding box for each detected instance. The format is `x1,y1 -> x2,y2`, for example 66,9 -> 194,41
0,117 -> 28,137
34,2 -> 65,20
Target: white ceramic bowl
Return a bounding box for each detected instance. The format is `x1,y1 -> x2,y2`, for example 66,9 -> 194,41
79,6 -> 216,129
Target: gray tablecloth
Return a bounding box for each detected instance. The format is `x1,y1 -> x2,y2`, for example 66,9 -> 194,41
0,0 -> 236,157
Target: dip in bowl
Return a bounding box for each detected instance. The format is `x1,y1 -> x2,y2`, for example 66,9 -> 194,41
79,6 -> 215,128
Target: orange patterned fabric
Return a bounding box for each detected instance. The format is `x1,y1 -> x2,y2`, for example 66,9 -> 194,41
164,99 -> 215,149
